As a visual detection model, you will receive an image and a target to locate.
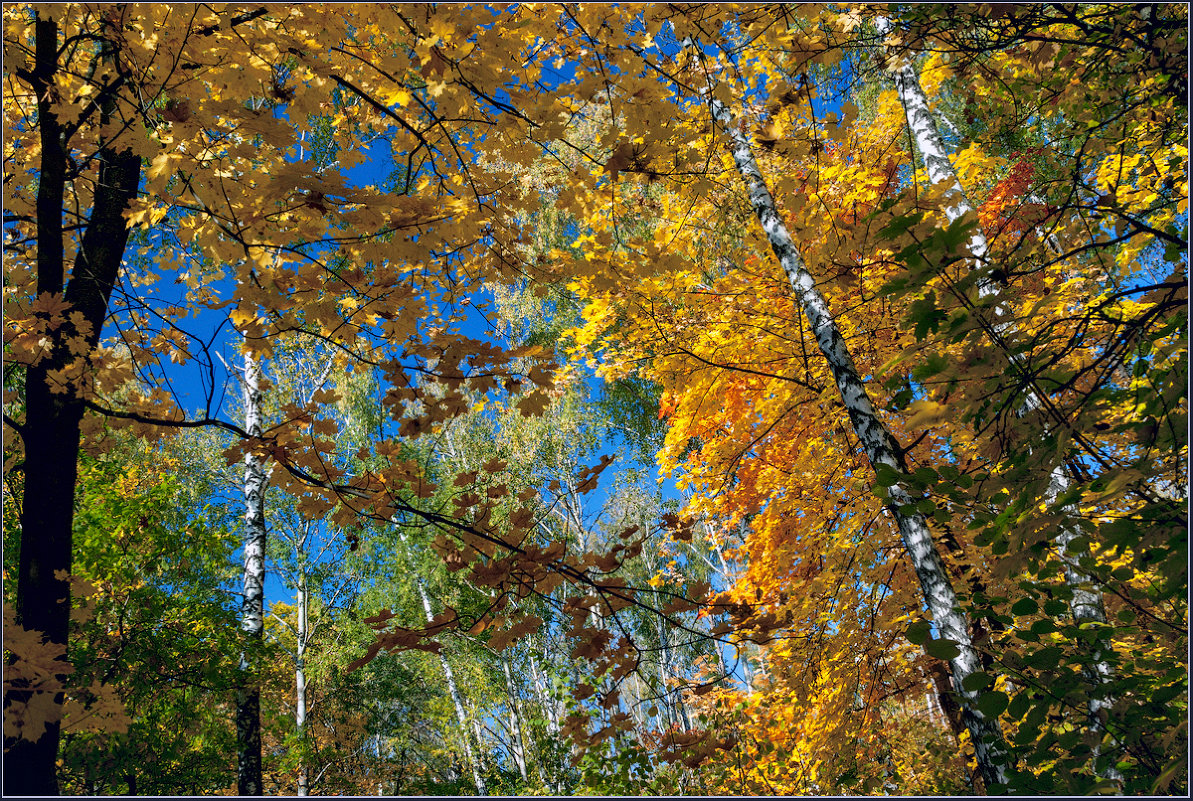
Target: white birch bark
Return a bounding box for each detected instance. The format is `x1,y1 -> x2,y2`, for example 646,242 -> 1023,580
415,580 -> 487,795
296,571 -> 309,797
528,650 -> 565,793
237,347 -> 267,795
501,657 -> 529,781
878,19 -> 1121,783
710,94 -> 1011,789
529,650 -> 561,736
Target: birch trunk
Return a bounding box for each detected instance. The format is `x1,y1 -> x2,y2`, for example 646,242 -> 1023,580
530,641 -> 570,793
879,21 -> 1121,783
529,651 -> 560,736
501,657 -> 529,781
415,580 -> 487,795
296,571 -> 309,796
237,348 -> 267,795
237,359 -> 267,793
711,95 -> 1011,789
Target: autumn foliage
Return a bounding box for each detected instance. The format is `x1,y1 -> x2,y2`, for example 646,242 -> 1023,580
3,2 -> 1187,797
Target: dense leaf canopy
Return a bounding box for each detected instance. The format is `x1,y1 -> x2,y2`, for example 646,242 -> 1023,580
3,3 -> 1187,796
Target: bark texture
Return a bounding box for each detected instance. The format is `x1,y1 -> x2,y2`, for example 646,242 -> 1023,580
416,581 -> 488,795
237,349 -> 267,795
501,657 -> 529,781
711,94 -> 1012,789
296,572 -> 309,796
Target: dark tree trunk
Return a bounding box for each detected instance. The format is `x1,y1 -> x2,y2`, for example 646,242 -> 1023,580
3,12 -> 140,796
236,689 -> 263,795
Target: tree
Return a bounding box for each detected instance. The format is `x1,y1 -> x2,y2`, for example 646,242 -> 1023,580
33,438 -> 239,795
514,3 -> 1184,792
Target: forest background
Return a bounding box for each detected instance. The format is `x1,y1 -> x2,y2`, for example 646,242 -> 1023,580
2,3 -> 1187,796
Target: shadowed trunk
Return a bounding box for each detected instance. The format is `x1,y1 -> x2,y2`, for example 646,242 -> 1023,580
4,12 -> 140,796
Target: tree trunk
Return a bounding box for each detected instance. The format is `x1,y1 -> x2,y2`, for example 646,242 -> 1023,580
879,22 -> 1121,784
529,651 -> 561,737
415,580 -> 487,795
237,348 -> 267,795
528,649 -> 566,793
710,93 -> 1011,789
4,13 -> 140,796
296,571 -> 309,796
501,657 -> 529,782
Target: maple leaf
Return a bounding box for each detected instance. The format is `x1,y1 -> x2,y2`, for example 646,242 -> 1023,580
514,389 -> 550,417
160,99 -> 191,123
30,291 -> 71,319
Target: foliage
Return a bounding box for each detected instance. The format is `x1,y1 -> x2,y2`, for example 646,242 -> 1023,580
61,442 -> 241,794
2,3 -> 1185,796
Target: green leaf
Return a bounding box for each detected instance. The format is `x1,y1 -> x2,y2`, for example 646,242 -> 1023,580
911,353 -> 948,381
1007,690 -> 1031,719
873,462 -> 903,487
904,621 -> 932,645
924,637 -> 960,660
1151,682 -> 1184,705
1026,646 -> 1062,670
962,671 -> 994,692
1030,619 -> 1058,636
914,466 -> 939,485
1111,566 -> 1135,582
879,211 -> 924,240
976,690 -> 1010,718
1043,599 -> 1069,616
1011,598 -> 1038,616
908,291 -> 948,339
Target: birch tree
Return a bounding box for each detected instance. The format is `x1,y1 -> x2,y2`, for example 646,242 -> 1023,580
236,347 -> 267,795
874,16 -> 1122,784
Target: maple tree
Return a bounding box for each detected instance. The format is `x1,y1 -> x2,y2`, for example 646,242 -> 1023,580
2,4 -> 559,791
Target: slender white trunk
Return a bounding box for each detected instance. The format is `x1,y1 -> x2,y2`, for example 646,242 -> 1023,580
238,348 -> 267,795
416,581 -> 487,795
529,651 -> 560,736
296,571 -> 309,796
501,657 -> 529,781
879,21 -> 1121,783
710,94 -> 1011,789
530,641 -> 569,793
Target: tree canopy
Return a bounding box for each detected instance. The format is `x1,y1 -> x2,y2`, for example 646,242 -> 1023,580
3,3 -> 1187,796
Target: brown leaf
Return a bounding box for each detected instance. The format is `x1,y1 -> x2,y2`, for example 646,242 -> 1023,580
161,100 -> 191,123
453,470 -> 478,487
